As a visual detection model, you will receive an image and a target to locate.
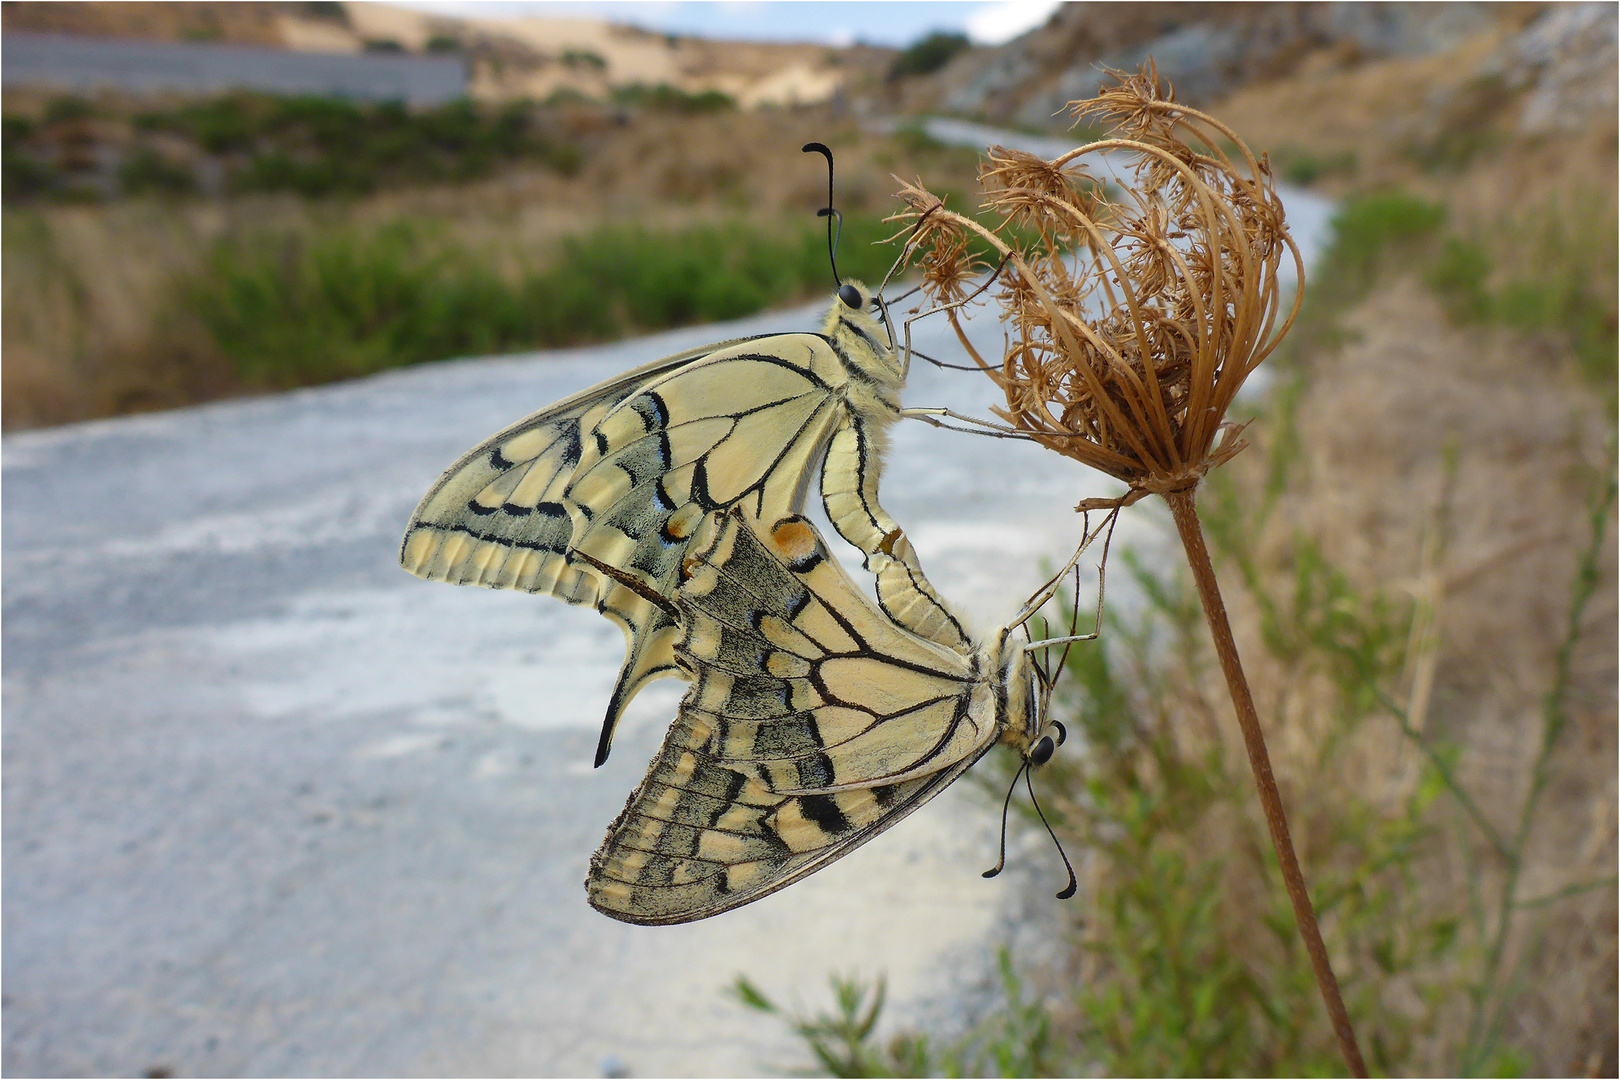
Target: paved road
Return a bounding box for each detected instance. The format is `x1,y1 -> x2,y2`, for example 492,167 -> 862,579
3,180 -> 1331,1076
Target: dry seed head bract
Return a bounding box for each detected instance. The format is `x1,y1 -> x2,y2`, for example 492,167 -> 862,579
892,62 -> 1305,503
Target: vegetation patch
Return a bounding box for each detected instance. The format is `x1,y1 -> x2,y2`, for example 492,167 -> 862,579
888,31 -> 972,80
2,91 -> 583,202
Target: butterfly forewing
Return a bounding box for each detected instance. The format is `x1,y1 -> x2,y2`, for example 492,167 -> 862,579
586,512 -> 1002,925
401,342 -> 720,597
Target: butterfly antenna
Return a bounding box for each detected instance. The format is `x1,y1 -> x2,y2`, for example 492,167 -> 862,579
802,142 -> 842,286
982,760 -> 1029,880
1026,767 -> 1078,900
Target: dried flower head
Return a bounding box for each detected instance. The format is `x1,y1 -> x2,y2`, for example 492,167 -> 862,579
888,180 -> 988,307
895,63 -> 1304,504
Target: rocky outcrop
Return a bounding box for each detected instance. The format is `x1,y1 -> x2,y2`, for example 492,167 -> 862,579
934,2 -> 1521,127
1488,2 -> 1618,133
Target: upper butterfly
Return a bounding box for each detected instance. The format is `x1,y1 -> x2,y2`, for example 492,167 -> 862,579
400,277 -> 968,767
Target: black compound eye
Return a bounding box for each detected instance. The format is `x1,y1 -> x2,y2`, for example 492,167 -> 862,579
1029,735 -> 1055,767
838,283 -> 862,310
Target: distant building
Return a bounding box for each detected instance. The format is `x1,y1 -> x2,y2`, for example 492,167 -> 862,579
2,32 -> 466,104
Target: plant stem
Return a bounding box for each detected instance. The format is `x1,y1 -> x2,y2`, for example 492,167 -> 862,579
1163,486 -> 1367,1077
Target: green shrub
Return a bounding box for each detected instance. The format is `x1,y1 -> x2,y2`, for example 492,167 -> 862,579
11,92 -> 583,203
1313,192 -> 1447,306
118,148 -> 196,196
43,95 -> 95,123
609,83 -> 736,113
560,49 -> 606,70
888,32 -> 971,80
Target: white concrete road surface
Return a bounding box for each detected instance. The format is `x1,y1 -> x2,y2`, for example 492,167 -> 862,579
1,293 -> 1136,1077
3,181 -> 1330,1077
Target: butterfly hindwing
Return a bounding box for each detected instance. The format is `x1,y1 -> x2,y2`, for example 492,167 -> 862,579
821,417 -> 973,652
586,512 -> 1004,925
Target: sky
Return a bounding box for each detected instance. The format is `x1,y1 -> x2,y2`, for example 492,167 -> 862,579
390,0 -> 1065,48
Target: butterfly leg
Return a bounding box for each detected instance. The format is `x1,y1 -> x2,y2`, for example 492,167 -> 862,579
899,406 -> 1033,440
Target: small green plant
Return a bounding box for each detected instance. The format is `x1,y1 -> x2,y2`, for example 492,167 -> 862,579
732,950 -> 1064,1077
1310,192 -> 1447,313
43,94 -> 95,123
1273,146 -> 1359,186
609,83 -> 736,113
1431,200 -> 1619,389
117,148 -> 196,197
560,48 -> 607,70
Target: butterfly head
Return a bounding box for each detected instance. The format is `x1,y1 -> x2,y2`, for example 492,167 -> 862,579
824,279 -> 900,375
984,633 -> 1077,899
990,632 -> 1066,769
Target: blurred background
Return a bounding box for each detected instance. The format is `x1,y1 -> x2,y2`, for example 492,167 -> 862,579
3,2 -> 1615,1076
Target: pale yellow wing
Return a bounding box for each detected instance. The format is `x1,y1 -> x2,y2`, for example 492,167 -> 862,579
400,342 -> 724,596
586,511 -> 999,925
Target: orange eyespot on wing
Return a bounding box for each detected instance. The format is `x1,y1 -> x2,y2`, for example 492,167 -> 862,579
768,517 -> 821,563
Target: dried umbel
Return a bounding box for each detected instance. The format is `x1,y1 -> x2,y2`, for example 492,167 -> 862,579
893,62 -> 1304,504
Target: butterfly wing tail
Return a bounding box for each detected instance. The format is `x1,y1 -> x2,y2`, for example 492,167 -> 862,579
594,613 -> 682,768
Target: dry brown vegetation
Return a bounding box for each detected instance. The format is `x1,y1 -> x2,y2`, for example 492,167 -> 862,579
1250,279 -> 1615,1071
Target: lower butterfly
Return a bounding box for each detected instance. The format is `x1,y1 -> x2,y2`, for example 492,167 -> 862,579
587,509 -> 1087,925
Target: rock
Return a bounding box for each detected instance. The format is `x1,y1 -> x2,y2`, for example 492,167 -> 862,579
1498,2 -> 1618,134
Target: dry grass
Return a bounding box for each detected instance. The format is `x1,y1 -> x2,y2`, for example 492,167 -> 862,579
3,199 -> 246,425
1227,276 -> 1615,1071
